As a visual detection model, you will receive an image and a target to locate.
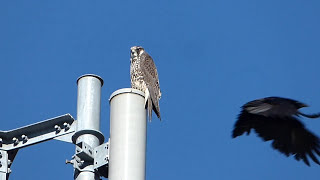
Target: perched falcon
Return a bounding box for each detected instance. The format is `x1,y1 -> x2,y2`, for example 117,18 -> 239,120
130,46 -> 161,121
232,97 -> 320,166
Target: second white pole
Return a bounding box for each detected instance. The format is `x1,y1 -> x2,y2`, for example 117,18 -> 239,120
108,88 -> 147,180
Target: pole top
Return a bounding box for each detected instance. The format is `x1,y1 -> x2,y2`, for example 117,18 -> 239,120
109,88 -> 145,102
77,74 -> 104,86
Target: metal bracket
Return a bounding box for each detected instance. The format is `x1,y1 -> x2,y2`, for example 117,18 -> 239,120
68,141 -> 109,178
75,142 -> 94,161
94,142 -> 109,178
93,142 -> 109,169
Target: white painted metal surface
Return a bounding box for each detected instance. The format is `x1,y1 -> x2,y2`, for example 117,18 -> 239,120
108,88 -> 147,180
75,74 -> 103,180
76,74 -> 103,139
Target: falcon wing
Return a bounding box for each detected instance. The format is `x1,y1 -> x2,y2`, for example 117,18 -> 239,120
140,51 -> 161,120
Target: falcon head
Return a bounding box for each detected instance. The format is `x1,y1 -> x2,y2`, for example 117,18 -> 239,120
130,46 -> 145,60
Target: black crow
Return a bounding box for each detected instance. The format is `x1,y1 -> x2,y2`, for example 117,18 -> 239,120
232,97 -> 320,166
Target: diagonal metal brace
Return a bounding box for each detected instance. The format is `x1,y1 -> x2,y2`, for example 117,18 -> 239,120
0,114 -> 75,180
0,114 -> 76,151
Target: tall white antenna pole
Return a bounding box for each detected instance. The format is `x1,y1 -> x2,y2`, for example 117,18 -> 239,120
74,74 -> 104,180
108,88 -> 147,180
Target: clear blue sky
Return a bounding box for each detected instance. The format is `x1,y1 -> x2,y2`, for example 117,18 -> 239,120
1,0 -> 320,179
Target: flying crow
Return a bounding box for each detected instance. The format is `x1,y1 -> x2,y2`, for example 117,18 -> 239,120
232,97 -> 320,166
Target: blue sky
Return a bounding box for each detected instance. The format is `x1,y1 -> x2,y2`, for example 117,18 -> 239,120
1,0 -> 320,179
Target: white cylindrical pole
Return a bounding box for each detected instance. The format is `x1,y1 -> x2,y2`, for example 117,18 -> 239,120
108,88 -> 147,180
75,74 -> 104,180
76,74 -> 103,135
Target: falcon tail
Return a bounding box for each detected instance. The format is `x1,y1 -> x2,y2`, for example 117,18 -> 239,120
147,97 -> 153,122
145,98 -> 162,122
298,112 -> 320,118
150,87 -> 161,121
144,88 -> 161,122
153,104 -> 161,121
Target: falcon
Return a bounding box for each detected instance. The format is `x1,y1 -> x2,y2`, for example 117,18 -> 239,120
232,97 -> 320,166
130,46 -> 161,121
